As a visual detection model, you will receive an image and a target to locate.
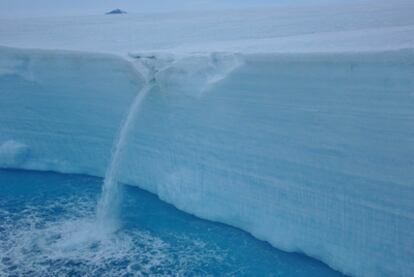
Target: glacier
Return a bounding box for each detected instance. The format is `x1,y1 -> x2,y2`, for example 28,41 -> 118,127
1,1 -> 414,276
1,46 -> 413,277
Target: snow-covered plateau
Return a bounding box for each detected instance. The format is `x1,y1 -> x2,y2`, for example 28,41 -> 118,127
1,1 -> 413,276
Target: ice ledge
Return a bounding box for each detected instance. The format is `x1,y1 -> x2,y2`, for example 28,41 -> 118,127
127,52 -> 244,97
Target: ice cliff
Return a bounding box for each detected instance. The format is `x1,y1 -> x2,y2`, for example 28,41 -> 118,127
1,1 -> 414,276
1,46 -> 413,277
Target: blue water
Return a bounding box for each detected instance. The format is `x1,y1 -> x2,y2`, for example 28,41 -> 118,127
0,169 -> 343,276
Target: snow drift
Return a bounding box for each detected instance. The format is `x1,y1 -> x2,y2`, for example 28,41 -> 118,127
0,45 -> 413,277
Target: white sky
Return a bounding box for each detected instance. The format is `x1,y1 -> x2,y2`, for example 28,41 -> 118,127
0,0 -> 363,18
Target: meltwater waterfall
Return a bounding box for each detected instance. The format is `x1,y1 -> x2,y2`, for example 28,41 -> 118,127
96,83 -> 154,232
95,53 -> 167,233
95,53 -> 242,233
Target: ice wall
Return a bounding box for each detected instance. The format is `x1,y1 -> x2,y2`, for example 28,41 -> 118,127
0,46 -> 144,174
1,46 -> 414,277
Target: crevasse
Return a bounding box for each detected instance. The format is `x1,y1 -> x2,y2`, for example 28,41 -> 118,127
0,46 -> 413,277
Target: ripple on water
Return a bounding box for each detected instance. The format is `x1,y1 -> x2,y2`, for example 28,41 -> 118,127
0,196 -> 226,276
0,170 -> 343,276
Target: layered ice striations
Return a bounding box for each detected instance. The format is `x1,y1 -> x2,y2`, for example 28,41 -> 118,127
1,46 -> 414,277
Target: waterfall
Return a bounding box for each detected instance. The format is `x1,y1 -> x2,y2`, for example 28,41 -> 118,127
96,81 -> 153,233
95,52 -> 242,233
94,53 -> 165,234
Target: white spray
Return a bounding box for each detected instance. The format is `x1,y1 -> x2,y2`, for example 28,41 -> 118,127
96,56 -> 159,233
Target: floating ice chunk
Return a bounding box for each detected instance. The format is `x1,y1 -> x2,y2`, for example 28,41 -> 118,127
0,140 -> 30,168
106,9 -> 127,15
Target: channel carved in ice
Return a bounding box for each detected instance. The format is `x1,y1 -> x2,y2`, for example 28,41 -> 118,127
96,52 -> 243,233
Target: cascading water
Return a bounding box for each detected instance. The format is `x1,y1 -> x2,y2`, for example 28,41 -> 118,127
96,83 -> 154,233
95,54 -> 165,233
95,52 -> 243,233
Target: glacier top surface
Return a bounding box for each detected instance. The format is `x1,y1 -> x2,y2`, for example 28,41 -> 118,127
1,1 -> 414,55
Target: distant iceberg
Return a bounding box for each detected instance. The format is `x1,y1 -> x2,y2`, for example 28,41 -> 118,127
106,9 -> 127,15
